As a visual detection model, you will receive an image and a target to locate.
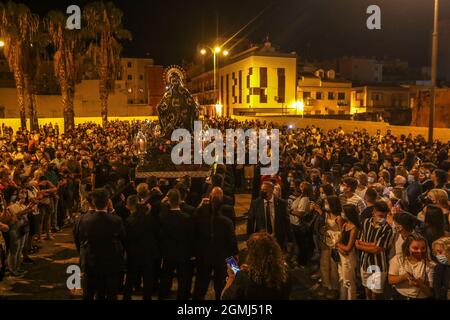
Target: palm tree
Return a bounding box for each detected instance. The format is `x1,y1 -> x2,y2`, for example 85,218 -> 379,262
83,1 -> 131,127
0,1 -> 40,130
47,10 -> 84,133
24,27 -> 49,131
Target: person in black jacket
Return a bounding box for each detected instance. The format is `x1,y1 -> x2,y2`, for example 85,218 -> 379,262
74,188 -> 126,300
432,237 -> 450,300
123,195 -> 160,300
176,183 -> 196,217
192,187 -> 238,300
247,181 -> 294,250
158,189 -> 195,300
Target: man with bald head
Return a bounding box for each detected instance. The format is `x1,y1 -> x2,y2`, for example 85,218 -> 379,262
247,181 -> 294,250
192,187 -> 238,300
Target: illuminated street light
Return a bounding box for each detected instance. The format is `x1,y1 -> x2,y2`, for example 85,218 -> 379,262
215,103 -> 223,116
294,101 -> 304,114
0,40 -> 4,48
199,44 -> 229,113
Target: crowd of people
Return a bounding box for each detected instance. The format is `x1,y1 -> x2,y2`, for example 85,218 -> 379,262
0,118 -> 449,301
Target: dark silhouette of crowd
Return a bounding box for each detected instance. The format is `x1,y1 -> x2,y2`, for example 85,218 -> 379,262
1,118 -> 449,300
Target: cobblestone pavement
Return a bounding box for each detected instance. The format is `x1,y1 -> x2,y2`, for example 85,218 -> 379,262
0,194 -> 330,300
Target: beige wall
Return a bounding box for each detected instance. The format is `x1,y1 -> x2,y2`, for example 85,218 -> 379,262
0,80 -> 153,119
0,116 -> 158,134
233,116 -> 450,142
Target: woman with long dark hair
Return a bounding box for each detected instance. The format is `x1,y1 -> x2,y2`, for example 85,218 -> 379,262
311,196 -> 342,298
423,205 -> 450,248
221,232 -> 291,300
337,204 -> 360,300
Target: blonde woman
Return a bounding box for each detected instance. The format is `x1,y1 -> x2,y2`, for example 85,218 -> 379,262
432,237 -> 450,300
418,189 -> 450,232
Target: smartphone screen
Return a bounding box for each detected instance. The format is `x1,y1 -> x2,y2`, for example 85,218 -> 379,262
226,256 -> 240,275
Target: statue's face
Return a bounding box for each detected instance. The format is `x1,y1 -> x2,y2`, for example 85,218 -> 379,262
170,74 -> 180,86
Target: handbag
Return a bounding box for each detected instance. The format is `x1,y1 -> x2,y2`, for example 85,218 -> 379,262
331,248 -> 341,263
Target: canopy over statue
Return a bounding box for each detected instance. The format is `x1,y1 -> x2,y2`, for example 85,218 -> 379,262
157,65 -> 200,137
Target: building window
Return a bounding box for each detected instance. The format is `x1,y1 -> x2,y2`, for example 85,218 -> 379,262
260,67 -> 268,88
277,68 -> 285,103
127,62 -> 132,68
128,99 -> 133,104
372,93 -> 382,101
303,92 -> 311,100
338,92 -> 346,100
139,75 -> 144,81
140,100 -> 144,104
328,92 -> 335,100
238,70 -> 242,104
316,92 -> 323,100
128,75 -> 132,80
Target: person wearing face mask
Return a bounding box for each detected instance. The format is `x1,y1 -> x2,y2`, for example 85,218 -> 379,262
247,181 -> 294,252
388,233 -> 435,300
356,201 -> 394,300
432,237 -> 450,300
192,187 -> 238,300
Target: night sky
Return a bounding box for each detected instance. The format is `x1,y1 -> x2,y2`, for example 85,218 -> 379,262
17,0 -> 450,67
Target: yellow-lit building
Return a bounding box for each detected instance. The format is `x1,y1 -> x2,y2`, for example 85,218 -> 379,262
297,70 -> 352,115
188,40 -> 297,117
350,85 -> 410,115
119,58 -> 154,105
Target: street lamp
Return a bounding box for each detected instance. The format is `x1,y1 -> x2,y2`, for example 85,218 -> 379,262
200,45 -> 230,112
0,40 -> 4,48
429,0 -> 439,143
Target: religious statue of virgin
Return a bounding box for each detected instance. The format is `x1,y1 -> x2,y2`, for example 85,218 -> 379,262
157,65 -> 200,137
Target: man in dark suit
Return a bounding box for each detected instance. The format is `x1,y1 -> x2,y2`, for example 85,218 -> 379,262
158,189 -> 195,300
74,189 -> 126,300
247,181 -> 294,250
123,195 -> 160,300
192,187 -> 238,300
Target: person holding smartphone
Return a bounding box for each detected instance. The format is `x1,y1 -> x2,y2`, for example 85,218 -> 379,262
221,232 -> 291,300
388,233 -> 435,300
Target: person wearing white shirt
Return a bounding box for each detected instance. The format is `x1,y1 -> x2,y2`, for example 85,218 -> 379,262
388,233 -> 435,300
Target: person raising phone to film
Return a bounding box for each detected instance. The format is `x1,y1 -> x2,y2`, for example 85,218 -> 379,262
221,232 -> 291,300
